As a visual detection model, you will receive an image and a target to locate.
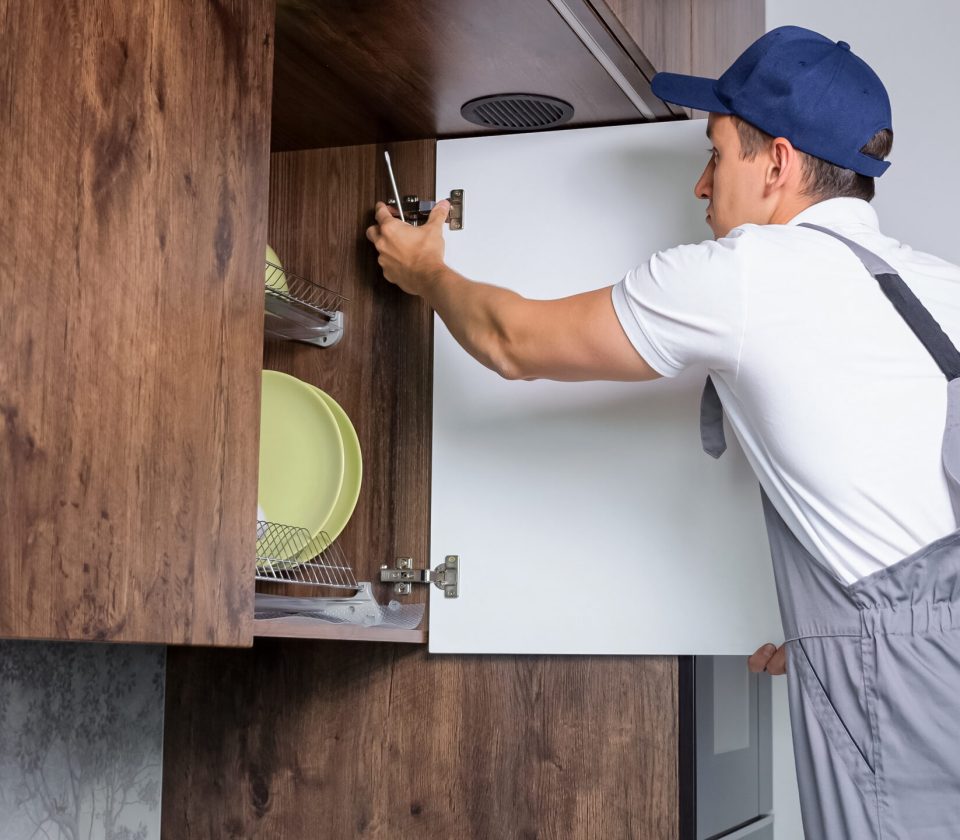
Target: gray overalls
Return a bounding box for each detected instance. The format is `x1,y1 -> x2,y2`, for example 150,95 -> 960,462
701,223 -> 960,838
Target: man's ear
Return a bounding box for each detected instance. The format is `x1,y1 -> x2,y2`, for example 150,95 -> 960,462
766,137 -> 794,193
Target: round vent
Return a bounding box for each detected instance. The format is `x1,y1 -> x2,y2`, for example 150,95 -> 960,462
461,94 -> 574,131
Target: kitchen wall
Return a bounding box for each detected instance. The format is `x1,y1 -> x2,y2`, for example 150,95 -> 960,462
0,642 -> 164,840
765,0 -> 960,262
761,3 -> 960,837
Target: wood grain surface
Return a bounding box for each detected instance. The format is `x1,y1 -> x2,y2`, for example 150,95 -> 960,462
263,140 -> 434,619
606,0 -> 695,82
0,0 -> 274,644
690,0 -> 765,118
163,641 -> 680,839
606,0 -> 766,118
691,0 -> 766,81
270,0 -> 647,150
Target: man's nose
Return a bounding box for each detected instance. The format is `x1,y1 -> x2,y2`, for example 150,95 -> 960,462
694,162 -> 712,200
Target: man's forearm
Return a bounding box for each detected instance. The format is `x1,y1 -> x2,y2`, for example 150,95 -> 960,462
366,201 -> 659,384
421,264 -> 527,379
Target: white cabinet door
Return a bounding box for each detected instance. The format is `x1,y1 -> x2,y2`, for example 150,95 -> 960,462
430,120 -> 781,655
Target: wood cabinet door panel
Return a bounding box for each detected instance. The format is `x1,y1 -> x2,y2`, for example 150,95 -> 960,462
0,0 -> 274,644
163,641 -> 680,839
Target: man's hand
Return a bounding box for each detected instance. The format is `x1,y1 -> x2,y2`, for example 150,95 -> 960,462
365,200 -> 451,296
748,642 -> 787,675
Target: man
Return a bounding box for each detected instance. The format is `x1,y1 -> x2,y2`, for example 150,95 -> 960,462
366,25 -> 960,838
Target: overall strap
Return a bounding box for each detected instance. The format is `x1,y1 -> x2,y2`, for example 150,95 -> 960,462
700,375 -> 727,459
799,222 -> 960,381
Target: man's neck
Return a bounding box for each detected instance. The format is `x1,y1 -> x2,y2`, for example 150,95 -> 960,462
770,196 -> 823,226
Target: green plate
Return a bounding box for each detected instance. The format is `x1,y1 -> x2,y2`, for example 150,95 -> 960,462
258,371 -> 344,563
307,386 -> 362,548
266,244 -> 289,294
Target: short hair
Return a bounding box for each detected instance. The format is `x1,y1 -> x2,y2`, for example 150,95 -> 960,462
731,115 -> 894,202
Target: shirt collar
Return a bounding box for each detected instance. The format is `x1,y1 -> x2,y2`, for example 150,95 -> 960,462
785,197 -> 880,231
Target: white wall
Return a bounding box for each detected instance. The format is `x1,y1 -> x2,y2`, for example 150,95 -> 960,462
761,4 -> 960,837
766,1 -> 960,263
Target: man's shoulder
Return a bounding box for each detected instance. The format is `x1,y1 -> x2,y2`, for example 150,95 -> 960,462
725,221 -> 808,245
665,222 -> 795,257
655,225 -> 755,270
716,221 -> 830,266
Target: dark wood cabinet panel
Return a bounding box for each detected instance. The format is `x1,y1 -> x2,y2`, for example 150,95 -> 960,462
691,0 -> 765,117
270,0 -> 655,151
163,641 -> 680,839
606,0 -> 766,79
0,0 -> 274,644
605,0 -> 694,82
603,0 -> 765,118
262,140 -> 434,627
691,0 -> 766,77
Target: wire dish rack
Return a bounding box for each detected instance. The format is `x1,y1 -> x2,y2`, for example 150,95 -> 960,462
255,521 -> 425,630
264,260 -> 348,347
256,521 -> 357,586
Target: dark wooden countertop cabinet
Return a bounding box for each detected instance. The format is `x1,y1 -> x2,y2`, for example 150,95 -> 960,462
2,0 -> 763,837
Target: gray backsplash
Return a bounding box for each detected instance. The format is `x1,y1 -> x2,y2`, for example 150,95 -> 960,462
0,641 -> 165,840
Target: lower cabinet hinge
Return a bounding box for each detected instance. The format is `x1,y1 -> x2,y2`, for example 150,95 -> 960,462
380,555 -> 459,598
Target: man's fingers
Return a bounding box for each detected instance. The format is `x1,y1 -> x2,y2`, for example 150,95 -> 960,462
767,645 -> 787,675
375,202 -> 400,225
748,642 -> 786,674
365,224 -> 380,244
747,643 -> 775,673
426,199 -> 450,228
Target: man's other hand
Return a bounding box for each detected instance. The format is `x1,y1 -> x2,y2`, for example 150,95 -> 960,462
748,642 -> 787,675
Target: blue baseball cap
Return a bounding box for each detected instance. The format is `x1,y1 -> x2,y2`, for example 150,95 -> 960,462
651,26 -> 892,177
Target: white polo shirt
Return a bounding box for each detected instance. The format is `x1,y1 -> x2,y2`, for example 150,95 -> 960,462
612,197 -> 960,585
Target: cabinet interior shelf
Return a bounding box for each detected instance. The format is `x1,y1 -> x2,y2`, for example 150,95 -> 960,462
252,616 -> 427,643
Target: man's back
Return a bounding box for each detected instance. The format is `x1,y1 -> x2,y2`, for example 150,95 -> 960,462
612,196 -> 960,584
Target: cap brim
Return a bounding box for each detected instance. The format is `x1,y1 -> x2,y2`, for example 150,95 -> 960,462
651,72 -> 731,114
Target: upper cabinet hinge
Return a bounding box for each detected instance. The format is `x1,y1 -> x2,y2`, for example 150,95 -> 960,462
380,555 -> 459,598
386,189 -> 464,230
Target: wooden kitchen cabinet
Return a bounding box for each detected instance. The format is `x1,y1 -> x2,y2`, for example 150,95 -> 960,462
3,0 -> 767,835
163,2 -> 770,839
248,0 -> 774,653
1,0 -> 761,647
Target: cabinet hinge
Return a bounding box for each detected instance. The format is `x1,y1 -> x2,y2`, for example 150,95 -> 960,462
380,555 -> 459,598
386,189 -> 464,230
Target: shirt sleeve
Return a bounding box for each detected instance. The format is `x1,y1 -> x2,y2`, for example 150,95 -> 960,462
610,228 -> 750,378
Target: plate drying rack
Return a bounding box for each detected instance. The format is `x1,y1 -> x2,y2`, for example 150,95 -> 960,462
257,262 -> 424,632
264,260 -> 348,347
